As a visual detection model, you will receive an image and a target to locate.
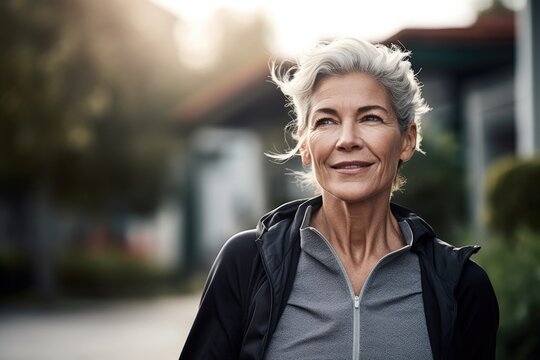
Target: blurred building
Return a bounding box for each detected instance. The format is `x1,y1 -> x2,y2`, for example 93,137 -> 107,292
388,4 -> 539,238
175,56 -> 301,268
384,13 -> 515,238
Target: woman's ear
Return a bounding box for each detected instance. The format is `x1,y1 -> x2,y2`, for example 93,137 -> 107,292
300,140 -> 311,165
297,128 -> 312,166
400,123 -> 417,162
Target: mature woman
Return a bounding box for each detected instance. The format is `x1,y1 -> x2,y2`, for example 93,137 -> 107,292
180,38 -> 498,360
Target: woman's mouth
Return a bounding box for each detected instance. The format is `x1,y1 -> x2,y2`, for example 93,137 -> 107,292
331,161 -> 373,169
331,161 -> 373,173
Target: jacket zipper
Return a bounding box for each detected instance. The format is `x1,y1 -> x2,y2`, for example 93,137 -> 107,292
353,295 -> 360,360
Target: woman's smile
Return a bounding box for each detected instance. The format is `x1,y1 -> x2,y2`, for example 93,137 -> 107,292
330,160 -> 374,174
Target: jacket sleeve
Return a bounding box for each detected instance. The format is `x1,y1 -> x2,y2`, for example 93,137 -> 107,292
453,260 -> 499,360
179,230 -> 259,360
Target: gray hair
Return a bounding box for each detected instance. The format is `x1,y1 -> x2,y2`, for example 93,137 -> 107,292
268,37 -> 431,193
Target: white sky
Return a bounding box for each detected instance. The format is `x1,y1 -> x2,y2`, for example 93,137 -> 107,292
150,0 -> 518,67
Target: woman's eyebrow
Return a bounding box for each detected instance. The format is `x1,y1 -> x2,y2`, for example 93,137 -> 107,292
312,105 -> 389,115
357,105 -> 389,114
312,107 -> 339,116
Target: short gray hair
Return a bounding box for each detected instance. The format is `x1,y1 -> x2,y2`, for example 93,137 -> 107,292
268,37 -> 430,193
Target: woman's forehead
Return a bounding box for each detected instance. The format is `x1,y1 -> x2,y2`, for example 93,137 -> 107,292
311,72 -> 393,113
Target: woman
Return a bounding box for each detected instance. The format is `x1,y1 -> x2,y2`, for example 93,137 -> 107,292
180,38 -> 498,360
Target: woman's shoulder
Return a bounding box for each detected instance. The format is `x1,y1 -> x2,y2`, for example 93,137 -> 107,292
457,259 -> 497,299
204,230 -> 263,299
209,230 -> 262,278
219,229 -> 259,258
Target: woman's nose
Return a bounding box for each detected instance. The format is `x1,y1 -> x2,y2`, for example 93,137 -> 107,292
336,123 -> 362,151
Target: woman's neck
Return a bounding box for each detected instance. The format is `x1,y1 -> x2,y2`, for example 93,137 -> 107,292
311,192 -> 404,265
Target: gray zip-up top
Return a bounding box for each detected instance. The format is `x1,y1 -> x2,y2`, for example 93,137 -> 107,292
265,206 -> 432,359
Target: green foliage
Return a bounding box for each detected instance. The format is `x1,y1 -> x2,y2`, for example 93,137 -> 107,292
486,157 -> 540,237
475,229 -> 540,359
0,0 -> 186,216
393,132 -> 466,242
57,250 -> 171,298
0,0 -> 273,218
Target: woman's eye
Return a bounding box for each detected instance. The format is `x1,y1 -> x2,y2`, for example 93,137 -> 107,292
314,118 -> 335,127
363,114 -> 382,122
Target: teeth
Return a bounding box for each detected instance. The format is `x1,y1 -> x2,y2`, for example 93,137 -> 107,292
337,164 -> 365,169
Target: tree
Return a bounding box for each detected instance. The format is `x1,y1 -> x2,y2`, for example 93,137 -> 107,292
0,0 -> 187,300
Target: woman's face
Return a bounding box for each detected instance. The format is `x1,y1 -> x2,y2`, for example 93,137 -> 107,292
301,72 -> 416,203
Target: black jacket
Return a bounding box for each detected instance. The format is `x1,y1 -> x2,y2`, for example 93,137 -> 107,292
180,197 -> 499,359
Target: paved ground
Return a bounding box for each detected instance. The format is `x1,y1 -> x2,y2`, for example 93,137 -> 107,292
0,294 -> 200,360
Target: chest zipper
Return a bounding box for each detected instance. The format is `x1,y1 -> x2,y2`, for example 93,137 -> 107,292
353,295 -> 360,360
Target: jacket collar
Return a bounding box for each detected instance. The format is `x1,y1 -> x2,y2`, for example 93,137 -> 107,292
389,202 -> 437,250
256,197 -> 318,238
256,196 -> 437,250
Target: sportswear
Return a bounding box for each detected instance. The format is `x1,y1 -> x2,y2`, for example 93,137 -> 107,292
180,196 -> 499,359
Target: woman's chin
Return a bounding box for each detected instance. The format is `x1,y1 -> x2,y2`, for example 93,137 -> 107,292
322,187 -> 384,204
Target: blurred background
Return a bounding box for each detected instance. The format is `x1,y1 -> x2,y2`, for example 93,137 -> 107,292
0,0 -> 539,359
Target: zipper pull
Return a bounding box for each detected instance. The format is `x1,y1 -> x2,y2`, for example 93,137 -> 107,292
354,296 -> 360,309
